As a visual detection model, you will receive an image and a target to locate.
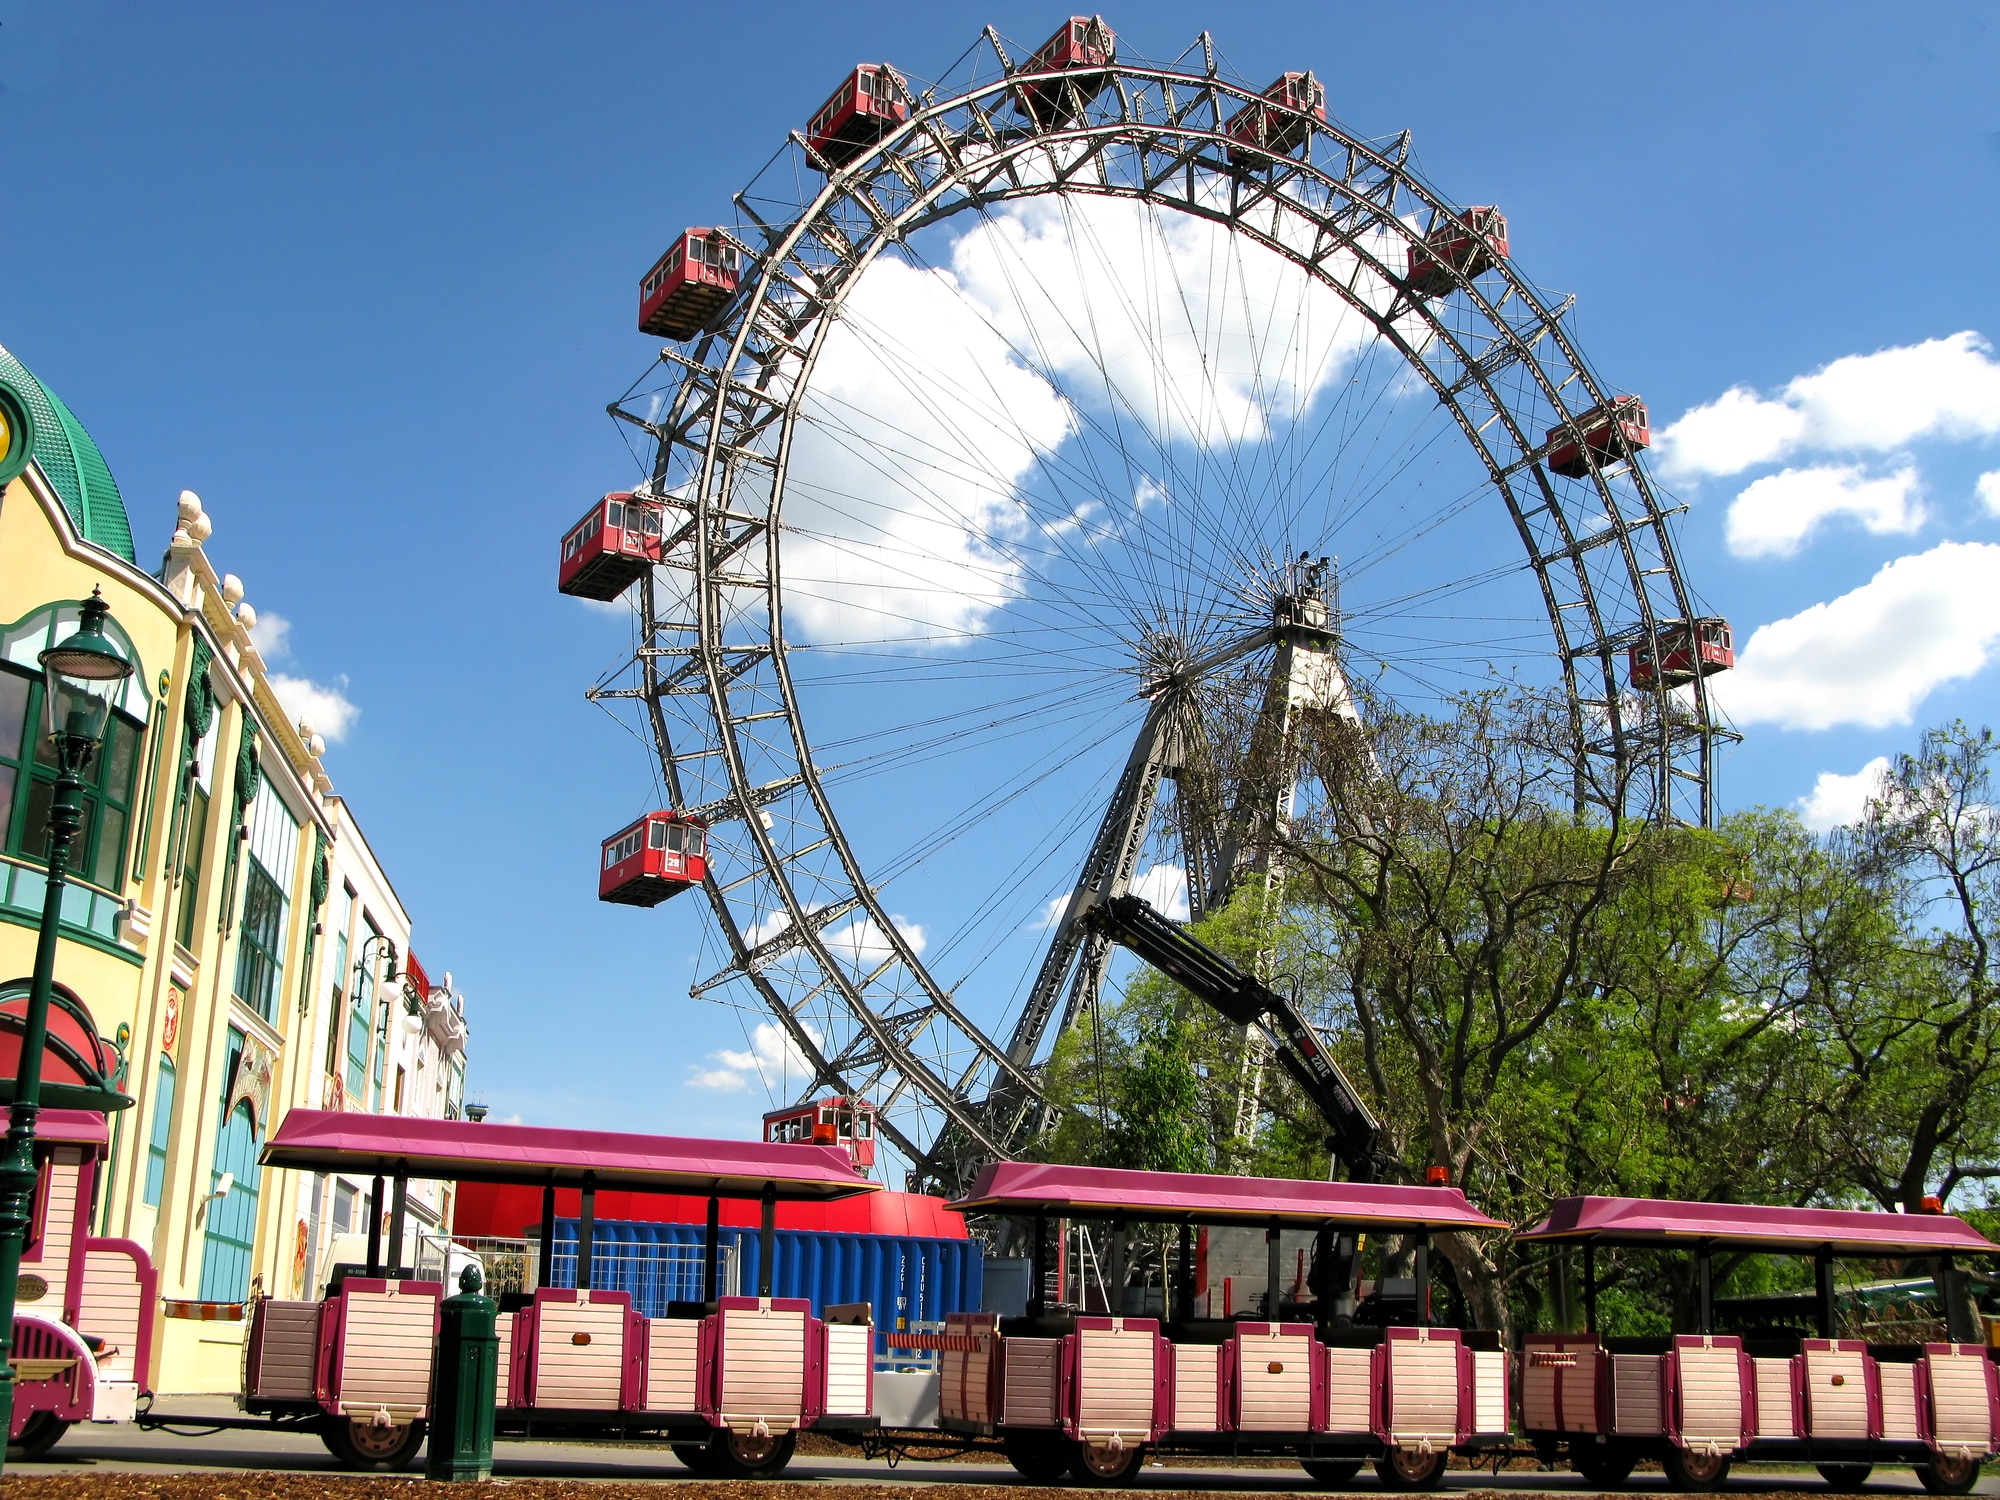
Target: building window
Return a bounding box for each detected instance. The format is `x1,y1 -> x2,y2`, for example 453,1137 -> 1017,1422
0,605 -> 149,896
142,1056 -> 176,1206
234,863 -> 286,1021
332,1179 -> 356,1234
346,919 -> 376,1102
231,778 -> 297,1024
173,712 -> 217,952
0,664 -> 143,891
198,1029 -> 262,1302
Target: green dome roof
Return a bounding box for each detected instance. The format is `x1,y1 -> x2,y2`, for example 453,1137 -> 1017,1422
0,343 -> 134,564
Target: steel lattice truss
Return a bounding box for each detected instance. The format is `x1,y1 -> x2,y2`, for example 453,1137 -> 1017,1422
591,27 -> 1731,1193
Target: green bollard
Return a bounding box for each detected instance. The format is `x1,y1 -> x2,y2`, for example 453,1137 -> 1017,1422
427,1264 -> 499,1481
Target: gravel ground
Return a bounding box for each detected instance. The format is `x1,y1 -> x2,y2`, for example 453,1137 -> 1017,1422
0,1481 -> 1933,1500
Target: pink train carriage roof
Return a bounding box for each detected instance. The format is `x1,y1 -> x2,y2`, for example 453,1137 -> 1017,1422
952,1160 -> 1506,1230
1519,1195 -> 2000,1257
261,1109 -> 880,1202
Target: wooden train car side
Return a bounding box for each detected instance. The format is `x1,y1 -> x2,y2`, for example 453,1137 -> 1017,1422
6,1110 -> 158,1458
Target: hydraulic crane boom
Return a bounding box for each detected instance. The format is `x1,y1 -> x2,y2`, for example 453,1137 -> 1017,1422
1082,892 -> 1383,1183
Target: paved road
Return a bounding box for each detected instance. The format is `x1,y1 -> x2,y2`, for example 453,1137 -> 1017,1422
11,1403 -> 2000,1493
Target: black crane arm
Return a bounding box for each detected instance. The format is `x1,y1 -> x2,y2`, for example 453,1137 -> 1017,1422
1083,892 -> 1383,1183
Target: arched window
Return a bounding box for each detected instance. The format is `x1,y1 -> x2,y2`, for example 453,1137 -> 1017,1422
0,602 -> 149,906
142,1055 -> 176,1206
198,1098 -> 262,1302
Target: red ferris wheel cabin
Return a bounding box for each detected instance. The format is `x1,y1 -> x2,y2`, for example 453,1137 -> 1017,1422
764,1096 -> 878,1172
1630,618 -> 1734,692
1017,15 -> 1116,127
599,811 -> 708,906
638,229 -> 741,340
1407,206 -> 1510,299
558,492 -> 665,601
1545,395 -> 1651,479
806,65 -> 909,170
1225,72 -> 1327,167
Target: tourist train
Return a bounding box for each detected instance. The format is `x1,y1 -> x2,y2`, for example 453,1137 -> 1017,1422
18,1103 -> 1995,1492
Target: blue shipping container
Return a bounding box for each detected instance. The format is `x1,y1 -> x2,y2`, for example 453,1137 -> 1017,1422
547,1218 -> 980,1357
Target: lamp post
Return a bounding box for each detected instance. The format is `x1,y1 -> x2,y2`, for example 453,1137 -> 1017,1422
0,589 -> 132,1470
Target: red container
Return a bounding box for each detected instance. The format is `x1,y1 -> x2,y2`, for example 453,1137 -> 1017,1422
1545,395 -> 1650,479
806,65 -> 909,170
1629,618 -> 1734,692
1225,72 -> 1326,166
638,229 -> 741,340
558,493 -> 665,601
1017,16 -> 1116,127
763,1096 -> 879,1171
600,811 -> 709,907
1407,206 -> 1509,298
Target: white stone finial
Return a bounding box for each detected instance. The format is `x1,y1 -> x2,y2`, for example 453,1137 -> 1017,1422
309,734 -> 327,758
220,574 -> 244,606
236,602 -> 257,632
177,490 -> 203,522
296,717 -> 316,742
188,512 -> 213,543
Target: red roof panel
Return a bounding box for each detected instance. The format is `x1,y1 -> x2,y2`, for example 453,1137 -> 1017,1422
951,1160 -> 1505,1230
262,1110 -> 878,1202
1518,1195 -> 2000,1256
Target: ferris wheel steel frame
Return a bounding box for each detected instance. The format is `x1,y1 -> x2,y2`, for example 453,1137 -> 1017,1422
598,27 -> 1728,1192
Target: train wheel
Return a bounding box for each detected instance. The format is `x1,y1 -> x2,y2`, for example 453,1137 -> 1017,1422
1917,1456 -> 1982,1495
701,1427 -> 797,1480
1003,1432 -> 1074,1484
672,1441 -> 717,1476
1301,1458 -> 1366,1487
321,1417 -> 427,1471
1070,1441 -> 1146,1486
1817,1463 -> 1873,1491
9,1413 -> 70,1461
1375,1448 -> 1449,1490
1661,1447 -> 1731,1491
1575,1452 -> 1636,1488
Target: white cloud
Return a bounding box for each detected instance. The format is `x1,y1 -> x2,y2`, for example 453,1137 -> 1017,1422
823,912 -> 926,972
1657,332 -> 2000,481
266,672 -> 359,742
1797,757 -> 1891,833
1725,464 -> 1923,558
686,1020 -> 822,1094
778,197 -> 1383,643
1714,541 -> 2000,730
1978,470 -> 2000,518
1129,862 -> 1190,921
1655,386 -> 1806,481
247,608 -> 291,660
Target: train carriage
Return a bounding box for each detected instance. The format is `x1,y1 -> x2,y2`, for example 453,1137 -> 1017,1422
1516,1195 -> 2000,1493
252,1110 -> 880,1475
938,1160 -> 1507,1488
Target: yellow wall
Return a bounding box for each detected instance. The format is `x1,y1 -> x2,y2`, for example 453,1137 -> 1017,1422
0,467 -> 408,1392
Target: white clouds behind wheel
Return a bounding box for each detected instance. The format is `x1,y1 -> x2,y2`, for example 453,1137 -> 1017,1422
1656,332 -> 2000,481
1712,541 -> 2000,731
1724,463 -> 1923,558
779,197 -> 1378,645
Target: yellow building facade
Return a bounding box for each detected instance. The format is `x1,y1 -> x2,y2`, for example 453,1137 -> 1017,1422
0,343 -> 469,1393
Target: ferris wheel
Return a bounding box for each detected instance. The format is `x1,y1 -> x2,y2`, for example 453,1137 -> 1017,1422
572,17 -> 1735,1192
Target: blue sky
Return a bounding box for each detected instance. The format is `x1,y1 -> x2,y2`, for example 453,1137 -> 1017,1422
3,2 -> 1998,1148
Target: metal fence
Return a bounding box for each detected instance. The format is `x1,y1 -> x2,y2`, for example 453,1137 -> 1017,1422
414,1231 -> 739,1315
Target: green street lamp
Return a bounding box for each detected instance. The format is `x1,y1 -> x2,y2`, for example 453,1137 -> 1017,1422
0,588 -> 132,1470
